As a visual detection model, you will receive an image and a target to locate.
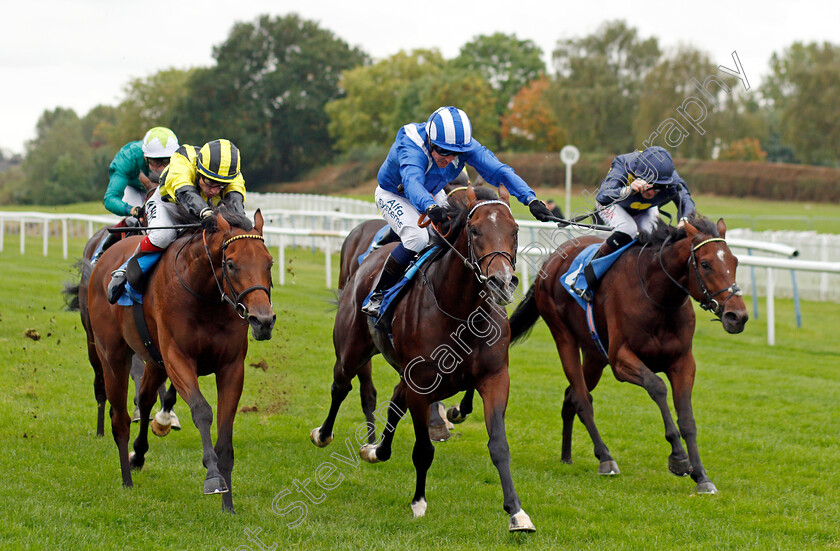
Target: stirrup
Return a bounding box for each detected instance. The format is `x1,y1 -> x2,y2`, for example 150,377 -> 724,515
361,292 -> 383,317
107,269 -> 127,304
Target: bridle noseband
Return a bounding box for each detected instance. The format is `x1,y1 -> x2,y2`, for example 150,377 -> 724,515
653,234 -> 741,319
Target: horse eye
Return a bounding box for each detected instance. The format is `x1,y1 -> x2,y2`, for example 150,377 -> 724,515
700,261 -> 711,270
226,259 -> 235,271
470,226 -> 479,236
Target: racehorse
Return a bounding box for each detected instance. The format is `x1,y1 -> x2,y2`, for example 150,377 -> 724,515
87,208 -> 275,512
509,215 -> 748,494
311,186 -> 536,532
334,183 -> 477,443
65,223 -> 178,437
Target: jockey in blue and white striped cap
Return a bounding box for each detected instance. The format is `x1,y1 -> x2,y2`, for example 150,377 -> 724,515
362,106 -> 555,317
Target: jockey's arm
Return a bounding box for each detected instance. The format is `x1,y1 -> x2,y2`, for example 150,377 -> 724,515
463,145 -> 536,206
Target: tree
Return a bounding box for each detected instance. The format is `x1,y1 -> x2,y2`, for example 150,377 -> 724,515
763,41 -> 840,165
453,33 -> 545,143
171,14 -> 368,184
548,20 -> 660,153
718,138 -> 767,162
500,76 -> 565,151
326,49 -> 445,152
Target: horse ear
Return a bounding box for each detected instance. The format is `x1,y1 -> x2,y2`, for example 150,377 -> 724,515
254,209 -> 264,233
217,212 -> 231,233
716,217 -> 727,238
498,184 -> 510,204
467,185 -> 477,204
683,221 -> 698,239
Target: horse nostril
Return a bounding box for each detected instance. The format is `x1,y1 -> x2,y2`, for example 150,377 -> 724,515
510,275 -> 520,289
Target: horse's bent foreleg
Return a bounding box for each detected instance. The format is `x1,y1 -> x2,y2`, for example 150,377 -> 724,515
215,363 -> 245,512
667,356 -> 716,493
477,369 -> 535,532
447,387 -> 475,424
360,381 -> 407,463
613,346 -> 689,477
312,360 -> 354,447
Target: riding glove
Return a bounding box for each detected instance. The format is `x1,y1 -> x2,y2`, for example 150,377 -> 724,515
528,200 -> 555,222
176,186 -> 212,220
425,205 -> 448,225
221,191 -> 246,217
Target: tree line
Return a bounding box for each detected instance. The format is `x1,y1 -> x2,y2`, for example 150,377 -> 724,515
1,16 -> 837,205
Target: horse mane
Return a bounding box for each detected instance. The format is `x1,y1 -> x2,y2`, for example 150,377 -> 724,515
429,186 -> 499,247
181,204 -> 254,235
635,213 -> 718,248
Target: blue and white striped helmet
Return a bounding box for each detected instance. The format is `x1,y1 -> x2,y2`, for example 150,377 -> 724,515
425,106 -> 472,152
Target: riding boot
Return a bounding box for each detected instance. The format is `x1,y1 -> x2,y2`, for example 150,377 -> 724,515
361,245 -> 414,317
107,237 -> 165,304
578,231 -> 634,302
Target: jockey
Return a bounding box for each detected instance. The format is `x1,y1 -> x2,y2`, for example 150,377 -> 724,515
578,146 -> 697,301
361,106 -> 556,317
106,139 -> 247,304
103,127 -> 180,218
94,128 -> 180,262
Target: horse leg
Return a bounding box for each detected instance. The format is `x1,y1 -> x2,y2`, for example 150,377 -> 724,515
613,347 -> 689,478
99,346 -> 134,488
476,369 -> 535,532
550,324 -> 616,474
89,342 -> 107,437
360,382 -> 407,463
159,383 -> 180,430
311,359 -> 354,448
130,362 -> 166,470
357,360 -> 378,444
407,395 -> 434,518
215,364 -> 245,512
447,387 -> 474,424
129,354 -> 144,422
667,356 -> 716,494
428,401 -> 451,442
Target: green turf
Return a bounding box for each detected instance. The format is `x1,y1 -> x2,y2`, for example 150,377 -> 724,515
0,229 -> 838,550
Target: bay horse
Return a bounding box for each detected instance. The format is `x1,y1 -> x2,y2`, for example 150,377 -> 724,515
87,208 -> 275,512
312,186 -> 536,532
509,215 -> 748,494
65,223 -> 178,437
334,184 -> 478,443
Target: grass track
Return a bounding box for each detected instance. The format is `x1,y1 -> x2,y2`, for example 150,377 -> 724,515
1,233 -> 838,550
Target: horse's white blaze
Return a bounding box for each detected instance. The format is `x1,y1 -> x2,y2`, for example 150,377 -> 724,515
411,498 -> 427,517
717,250 -> 726,263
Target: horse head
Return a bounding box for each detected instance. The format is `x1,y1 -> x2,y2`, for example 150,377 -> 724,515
462,185 -> 520,305
683,218 -> 748,334
215,208 -> 276,340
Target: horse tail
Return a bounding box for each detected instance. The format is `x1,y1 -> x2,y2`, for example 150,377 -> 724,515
509,284 -> 540,344
62,259 -> 91,311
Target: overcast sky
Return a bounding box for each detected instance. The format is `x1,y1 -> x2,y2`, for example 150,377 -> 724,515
1,0 -> 837,155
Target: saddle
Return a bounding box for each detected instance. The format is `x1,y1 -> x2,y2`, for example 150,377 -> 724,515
560,240 -> 636,310
366,245 -> 444,333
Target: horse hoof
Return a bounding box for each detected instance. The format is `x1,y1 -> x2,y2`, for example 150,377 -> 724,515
509,509 -> 536,532
310,426 -> 333,448
204,476 -> 229,495
359,444 -> 380,463
598,460 -> 620,475
696,481 -> 718,494
669,456 -> 693,477
446,406 -> 466,424
128,451 -> 144,470
151,417 -> 171,437
131,407 -> 141,423
411,498 -> 427,518
428,423 -> 451,442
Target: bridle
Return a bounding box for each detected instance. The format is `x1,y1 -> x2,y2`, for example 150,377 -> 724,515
644,233 -> 741,319
422,199 -> 517,285
176,230 -> 271,320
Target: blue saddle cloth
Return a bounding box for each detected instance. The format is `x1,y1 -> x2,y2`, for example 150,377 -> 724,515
366,246 -> 441,330
560,240 -> 636,310
357,225 -> 392,266
116,282 -> 143,306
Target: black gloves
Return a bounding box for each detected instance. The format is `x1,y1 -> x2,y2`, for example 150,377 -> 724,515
221,191 -> 246,217
129,205 -> 142,218
425,205 -> 448,225
175,186 -> 212,220
529,199 -> 556,222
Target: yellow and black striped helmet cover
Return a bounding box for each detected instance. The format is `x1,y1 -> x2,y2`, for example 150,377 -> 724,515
197,139 -> 241,182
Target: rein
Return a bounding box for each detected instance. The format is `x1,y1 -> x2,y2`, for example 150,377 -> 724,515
644,234 -> 741,319
175,230 -> 270,320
